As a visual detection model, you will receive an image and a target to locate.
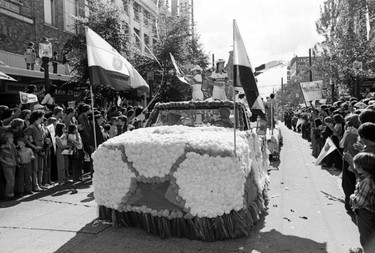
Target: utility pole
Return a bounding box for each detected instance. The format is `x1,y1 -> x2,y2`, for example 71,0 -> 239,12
309,48 -> 313,82
281,77 -> 283,94
191,0 -> 194,41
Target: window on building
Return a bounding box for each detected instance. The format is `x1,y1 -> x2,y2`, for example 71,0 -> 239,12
123,0 -> 129,15
152,38 -> 157,49
144,34 -> 150,48
134,28 -> 141,49
64,0 -> 77,34
121,21 -> 129,36
151,15 -> 157,34
144,10 -> 150,27
84,0 -> 90,18
44,0 -> 56,26
133,2 -> 140,22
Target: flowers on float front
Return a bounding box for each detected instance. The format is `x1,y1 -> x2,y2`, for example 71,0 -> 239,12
92,125 -> 269,218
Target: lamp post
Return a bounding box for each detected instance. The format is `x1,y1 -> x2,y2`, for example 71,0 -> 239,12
39,37 -> 52,92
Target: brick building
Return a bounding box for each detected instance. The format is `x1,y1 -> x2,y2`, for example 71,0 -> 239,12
0,0 -> 159,105
0,0 -> 86,104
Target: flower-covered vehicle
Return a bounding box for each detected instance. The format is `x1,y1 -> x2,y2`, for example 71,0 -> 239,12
93,100 -> 269,241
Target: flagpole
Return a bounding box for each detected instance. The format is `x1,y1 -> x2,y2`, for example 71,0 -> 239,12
233,19 -> 237,158
90,85 -> 97,150
233,89 -> 237,157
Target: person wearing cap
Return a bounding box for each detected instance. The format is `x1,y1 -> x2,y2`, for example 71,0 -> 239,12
190,65 -> 204,101
24,42 -> 36,70
209,59 -> 228,100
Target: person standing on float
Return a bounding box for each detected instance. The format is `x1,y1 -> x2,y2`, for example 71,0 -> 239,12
190,65 -> 204,101
209,59 -> 228,100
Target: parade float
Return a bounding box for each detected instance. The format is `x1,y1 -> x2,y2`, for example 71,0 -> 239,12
92,101 -> 270,241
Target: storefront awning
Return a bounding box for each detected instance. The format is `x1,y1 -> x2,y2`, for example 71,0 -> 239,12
0,65 -> 71,82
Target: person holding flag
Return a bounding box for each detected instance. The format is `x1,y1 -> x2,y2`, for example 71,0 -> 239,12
208,59 -> 228,100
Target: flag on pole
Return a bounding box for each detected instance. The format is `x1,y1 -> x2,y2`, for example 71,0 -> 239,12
19,91 -> 38,104
169,53 -> 191,85
85,27 -> 149,92
233,20 -> 265,113
254,60 -> 286,76
315,137 -> 338,165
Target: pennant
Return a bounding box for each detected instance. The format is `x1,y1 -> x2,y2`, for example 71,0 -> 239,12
169,53 -> 191,85
0,71 -> 17,81
254,60 -> 286,76
233,20 -> 265,113
295,118 -> 305,129
315,137 -> 338,166
85,27 -> 149,92
19,91 -> 38,104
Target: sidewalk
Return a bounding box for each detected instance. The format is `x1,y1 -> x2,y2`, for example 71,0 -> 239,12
0,179 -> 110,253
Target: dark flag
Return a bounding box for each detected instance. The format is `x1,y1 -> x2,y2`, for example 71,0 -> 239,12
233,20 -> 265,114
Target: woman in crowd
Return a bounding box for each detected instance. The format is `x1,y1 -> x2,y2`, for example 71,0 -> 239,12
19,109 -> 31,130
0,132 -> 17,199
312,118 -> 324,158
330,114 -> 345,170
67,124 -> 84,182
341,114 -> 361,214
55,123 -> 69,185
24,110 -> 48,192
41,84 -> 57,110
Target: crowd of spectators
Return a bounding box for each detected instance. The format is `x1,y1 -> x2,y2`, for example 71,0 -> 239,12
0,92 -> 148,201
283,95 -> 375,252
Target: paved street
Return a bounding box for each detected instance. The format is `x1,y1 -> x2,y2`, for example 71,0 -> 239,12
0,123 -> 360,253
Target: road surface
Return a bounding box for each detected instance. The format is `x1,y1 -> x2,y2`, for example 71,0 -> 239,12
0,123 -> 360,252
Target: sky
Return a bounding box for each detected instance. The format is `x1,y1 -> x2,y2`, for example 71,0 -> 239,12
192,0 -> 326,98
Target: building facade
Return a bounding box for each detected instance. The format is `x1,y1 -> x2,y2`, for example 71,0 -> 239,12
0,0 -> 159,105
0,0 -> 86,104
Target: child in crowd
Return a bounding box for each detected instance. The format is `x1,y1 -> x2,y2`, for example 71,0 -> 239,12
0,133 -> 18,199
109,116 -> 118,138
103,124 -> 111,141
16,138 -> 34,195
350,152 -> 375,249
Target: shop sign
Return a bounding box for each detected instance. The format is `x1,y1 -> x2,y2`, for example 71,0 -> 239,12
0,0 -> 20,13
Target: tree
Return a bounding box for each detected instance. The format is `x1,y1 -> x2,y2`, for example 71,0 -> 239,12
314,0 -> 375,98
133,13 -> 209,103
63,0 -> 208,104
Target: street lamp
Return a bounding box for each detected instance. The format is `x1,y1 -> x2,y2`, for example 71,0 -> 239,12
39,37 -> 52,92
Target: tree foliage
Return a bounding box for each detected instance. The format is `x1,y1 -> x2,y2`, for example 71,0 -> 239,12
63,0 -> 208,104
64,0 -> 129,87
314,0 -> 375,97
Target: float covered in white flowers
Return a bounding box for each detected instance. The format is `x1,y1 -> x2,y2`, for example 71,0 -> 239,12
93,118 -> 269,241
